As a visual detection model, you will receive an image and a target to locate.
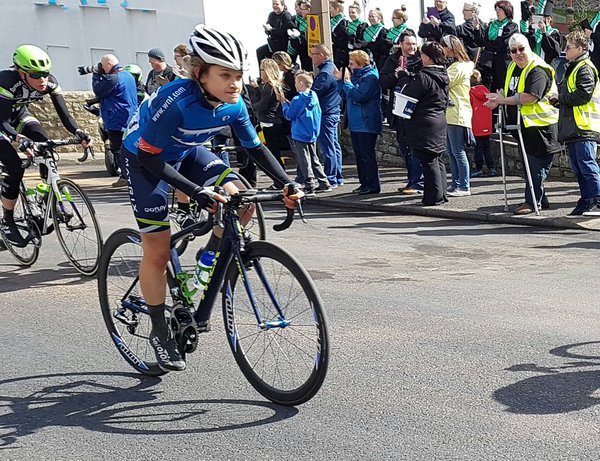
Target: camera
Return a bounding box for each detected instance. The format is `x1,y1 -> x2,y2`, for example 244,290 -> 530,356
520,1 -> 534,22
77,62 -> 103,76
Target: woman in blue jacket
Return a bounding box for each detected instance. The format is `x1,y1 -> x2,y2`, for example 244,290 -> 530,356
335,50 -> 382,195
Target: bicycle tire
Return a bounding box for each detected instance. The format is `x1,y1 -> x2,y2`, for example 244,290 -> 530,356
1,190 -> 40,266
52,179 -> 103,276
97,228 -> 167,377
222,240 -> 329,406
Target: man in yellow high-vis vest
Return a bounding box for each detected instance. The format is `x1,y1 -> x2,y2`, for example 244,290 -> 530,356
551,31 -> 600,217
485,33 -> 561,215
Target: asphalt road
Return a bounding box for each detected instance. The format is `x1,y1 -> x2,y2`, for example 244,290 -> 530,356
2,168 -> 600,460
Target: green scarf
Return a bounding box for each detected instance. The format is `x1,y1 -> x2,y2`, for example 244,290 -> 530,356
488,18 -> 509,41
592,11 -> 600,30
363,23 -> 384,43
295,15 -> 307,33
386,24 -> 408,44
347,18 -> 364,36
330,14 -> 345,31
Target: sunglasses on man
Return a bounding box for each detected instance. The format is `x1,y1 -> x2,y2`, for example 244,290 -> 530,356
27,71 -> 50,79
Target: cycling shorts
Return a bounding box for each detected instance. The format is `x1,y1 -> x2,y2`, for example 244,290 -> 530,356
123,145 -> 238,233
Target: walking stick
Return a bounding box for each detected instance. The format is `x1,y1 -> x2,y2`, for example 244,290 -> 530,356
496,107 -> 509,211
506,109 -> 540,216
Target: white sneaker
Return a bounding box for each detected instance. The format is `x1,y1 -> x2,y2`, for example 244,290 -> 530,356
582,209 -> 600,217
447,189 -> 471,197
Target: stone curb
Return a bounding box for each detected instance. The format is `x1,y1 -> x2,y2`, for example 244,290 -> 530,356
309,196 -> 600,232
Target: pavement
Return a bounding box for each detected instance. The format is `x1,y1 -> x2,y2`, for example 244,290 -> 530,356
53,150 -> 600,232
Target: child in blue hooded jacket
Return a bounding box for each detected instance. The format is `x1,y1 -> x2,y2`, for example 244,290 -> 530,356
280,71 -> 331,195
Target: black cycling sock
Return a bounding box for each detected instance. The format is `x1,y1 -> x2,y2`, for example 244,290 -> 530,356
205,233 -> 221,253
177,202 -> 190,213
148,303 -> 169,339
2,208 -> 14,223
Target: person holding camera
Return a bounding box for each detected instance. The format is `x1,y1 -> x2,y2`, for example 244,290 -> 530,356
0,45 -> 91,246
520,0 -> 561,65
78,54 -> 137,187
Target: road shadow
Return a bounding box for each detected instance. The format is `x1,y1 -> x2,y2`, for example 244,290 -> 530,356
0,264 -> 93,293
0,372 -> 298,448
494,341 -> 600,414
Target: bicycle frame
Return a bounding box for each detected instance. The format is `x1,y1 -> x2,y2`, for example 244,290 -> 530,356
32,149 -> 87,234
120,197 -> 291,336
171,207 -> 286,328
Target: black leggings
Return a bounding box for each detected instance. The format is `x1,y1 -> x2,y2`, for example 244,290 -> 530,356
107,130 -> 124,177
0,121 -> 48,200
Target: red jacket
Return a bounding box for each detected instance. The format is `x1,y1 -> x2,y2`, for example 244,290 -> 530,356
469,85 -> 492,137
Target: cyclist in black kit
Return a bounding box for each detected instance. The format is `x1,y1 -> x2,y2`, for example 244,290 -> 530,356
0,45 -> 91,246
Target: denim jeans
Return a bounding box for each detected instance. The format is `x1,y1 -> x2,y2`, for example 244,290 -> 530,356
317,113 -> 344,186
566,141 -> 600,205
523,153 -> 554,207
350,131 -> 380,192
397,133 -> 423,190
446,124 -> 470,190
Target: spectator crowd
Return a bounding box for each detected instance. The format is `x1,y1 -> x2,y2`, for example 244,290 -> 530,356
249,0 -> 600,216
46,0 -> 600,216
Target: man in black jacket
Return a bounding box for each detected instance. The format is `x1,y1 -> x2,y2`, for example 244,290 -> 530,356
380,30 -> 423,195
418,0 -> 456,43
550,31 -> 600,216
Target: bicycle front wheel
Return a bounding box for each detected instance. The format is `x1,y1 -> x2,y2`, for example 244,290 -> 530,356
52,179 -> 102,276
97,228 -> 167,377
222,241 -> 329,406
1,190 -> 40,266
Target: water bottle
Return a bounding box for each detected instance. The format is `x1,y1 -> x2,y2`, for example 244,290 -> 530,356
35,182 -> 52,205
193,250 -> 216,293
24,188 -> 42,217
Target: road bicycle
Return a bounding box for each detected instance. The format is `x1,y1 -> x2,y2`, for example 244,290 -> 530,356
97,188 -> 329,406
168,144 -> 266,255
0,138 -> 103,275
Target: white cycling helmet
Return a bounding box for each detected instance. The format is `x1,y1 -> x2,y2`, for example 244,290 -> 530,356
189,24 -> 249,72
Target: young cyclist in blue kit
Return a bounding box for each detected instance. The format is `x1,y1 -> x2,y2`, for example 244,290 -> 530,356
121,25 -> 302,372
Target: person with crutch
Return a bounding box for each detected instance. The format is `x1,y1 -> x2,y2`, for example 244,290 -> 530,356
484,33 -> 560,215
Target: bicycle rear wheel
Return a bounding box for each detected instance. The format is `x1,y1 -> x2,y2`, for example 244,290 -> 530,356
97,228 -> 167,377
1,190 -> 40,266
52,179 -> 102,276
222,241 -> 329,406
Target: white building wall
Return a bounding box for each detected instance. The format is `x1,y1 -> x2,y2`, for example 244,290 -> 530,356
0,0 -> 205,90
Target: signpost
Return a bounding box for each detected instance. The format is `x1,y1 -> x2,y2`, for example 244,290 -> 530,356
308,0 -> 332,52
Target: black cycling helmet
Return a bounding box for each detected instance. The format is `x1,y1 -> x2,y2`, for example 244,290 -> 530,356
188,24 -> 249,72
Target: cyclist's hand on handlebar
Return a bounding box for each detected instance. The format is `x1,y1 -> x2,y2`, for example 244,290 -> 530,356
192,186 -> 228,213
16,135 -> 34,157
76,129 -> 93,148
282,183 -> 304,209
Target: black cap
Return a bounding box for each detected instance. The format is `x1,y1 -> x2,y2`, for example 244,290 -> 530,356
147,48 -> 165,62
536,0 -> 553,17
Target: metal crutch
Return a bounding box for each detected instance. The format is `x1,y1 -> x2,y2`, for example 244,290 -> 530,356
505,109 -> 540,216
496,107 -> 509,211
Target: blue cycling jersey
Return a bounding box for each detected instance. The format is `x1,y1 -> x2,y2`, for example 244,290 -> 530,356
122,79 -> 261,162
